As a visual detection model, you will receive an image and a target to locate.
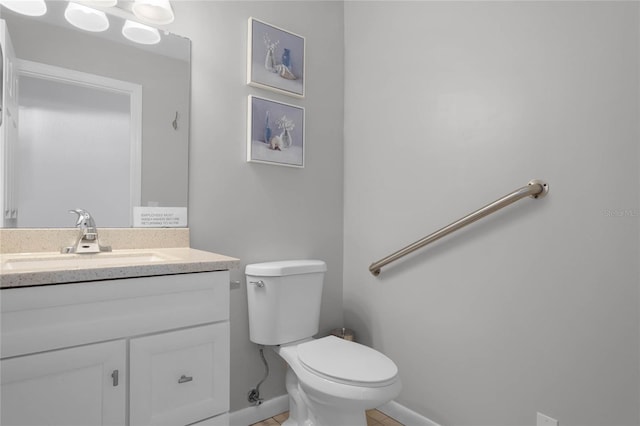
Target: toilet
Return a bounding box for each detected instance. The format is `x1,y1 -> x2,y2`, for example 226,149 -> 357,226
245,260 -> 401,426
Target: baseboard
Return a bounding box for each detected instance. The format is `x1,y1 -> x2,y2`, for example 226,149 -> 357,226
378,400 -> 441,426
228,394 -> 289,426
228,396 -> 439,426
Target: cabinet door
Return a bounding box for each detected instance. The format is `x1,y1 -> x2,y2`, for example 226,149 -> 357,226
130,323 -> 230,426
1,340 -> 126,426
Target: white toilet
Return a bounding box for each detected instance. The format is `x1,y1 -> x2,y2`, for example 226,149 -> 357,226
245,260 -> 401,426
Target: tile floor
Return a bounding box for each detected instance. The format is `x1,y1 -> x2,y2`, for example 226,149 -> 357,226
250,409 -> 404,426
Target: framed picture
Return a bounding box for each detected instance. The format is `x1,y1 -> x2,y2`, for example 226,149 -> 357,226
247,17 -> 305,98
247,95 -> 305,168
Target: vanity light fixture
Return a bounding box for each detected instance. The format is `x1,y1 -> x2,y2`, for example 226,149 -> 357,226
64,2 -> 110,32
0,0 -> 47,16
122,19 -> 161,45
132,0 -> 174,25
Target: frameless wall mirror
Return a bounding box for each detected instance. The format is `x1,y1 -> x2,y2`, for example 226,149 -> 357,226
0,1 -> 190,228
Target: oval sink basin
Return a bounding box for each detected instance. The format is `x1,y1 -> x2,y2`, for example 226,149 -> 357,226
1,251 -> 179,272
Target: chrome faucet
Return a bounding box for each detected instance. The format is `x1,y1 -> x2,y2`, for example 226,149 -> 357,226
61,209 -> 112,254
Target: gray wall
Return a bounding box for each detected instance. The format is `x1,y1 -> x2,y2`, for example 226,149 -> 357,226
169,1 -> 640,423
344,2 -> 639,426
168,1 -> 345,412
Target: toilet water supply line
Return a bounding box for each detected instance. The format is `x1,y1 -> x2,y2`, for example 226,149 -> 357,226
248,346 -> 270,406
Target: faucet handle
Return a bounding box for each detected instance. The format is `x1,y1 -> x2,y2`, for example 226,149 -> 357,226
69,209 -> 96,229
63,209 -> 111,254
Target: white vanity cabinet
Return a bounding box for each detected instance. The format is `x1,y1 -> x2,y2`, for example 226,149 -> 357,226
0,271 -> 230,426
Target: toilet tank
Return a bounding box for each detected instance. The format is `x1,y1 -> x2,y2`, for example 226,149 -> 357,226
246,260 -> 327,345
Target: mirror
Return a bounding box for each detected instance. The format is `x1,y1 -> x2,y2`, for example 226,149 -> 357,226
0,1 -> 190,228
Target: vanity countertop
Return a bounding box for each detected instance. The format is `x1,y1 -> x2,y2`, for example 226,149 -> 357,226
0,247 -> 240,289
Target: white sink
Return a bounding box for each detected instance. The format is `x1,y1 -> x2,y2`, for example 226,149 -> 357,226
1,251 -> 179,272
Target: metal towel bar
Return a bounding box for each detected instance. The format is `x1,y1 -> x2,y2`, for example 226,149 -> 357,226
369,179 -> 549,276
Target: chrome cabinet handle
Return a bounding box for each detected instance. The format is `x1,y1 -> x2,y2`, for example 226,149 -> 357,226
178,374 -> 193,384
249,280 -> 265,288
111,370 -> 119,387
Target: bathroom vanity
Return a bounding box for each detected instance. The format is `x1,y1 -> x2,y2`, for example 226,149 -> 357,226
0,228 -> 239,426
0,4 -> 228,423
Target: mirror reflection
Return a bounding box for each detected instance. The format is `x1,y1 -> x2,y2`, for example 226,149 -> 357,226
0,1 -> 190,228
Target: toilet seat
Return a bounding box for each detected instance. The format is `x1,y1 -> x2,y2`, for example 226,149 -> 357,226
297,336 -> 398,387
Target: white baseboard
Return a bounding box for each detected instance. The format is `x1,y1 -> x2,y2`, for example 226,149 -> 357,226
228,396 -> 439,426
228,394 -> 289,426
378,400 -> 441,426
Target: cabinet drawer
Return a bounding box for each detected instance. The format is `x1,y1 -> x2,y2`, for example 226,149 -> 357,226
130,323 -> 230,426
2,271 -> 229,358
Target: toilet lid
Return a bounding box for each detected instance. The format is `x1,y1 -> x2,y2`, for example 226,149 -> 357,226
297,336 -> 398,386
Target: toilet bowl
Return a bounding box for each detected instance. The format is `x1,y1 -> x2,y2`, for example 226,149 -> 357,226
245,260 -> 402,426
277,336 -> 401,426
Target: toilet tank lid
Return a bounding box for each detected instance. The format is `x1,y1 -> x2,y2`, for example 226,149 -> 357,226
245,260 -> 327,276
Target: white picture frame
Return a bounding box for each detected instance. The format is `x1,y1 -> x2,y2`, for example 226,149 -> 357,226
247,95 -> 305,168
247,17 -> 305,98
